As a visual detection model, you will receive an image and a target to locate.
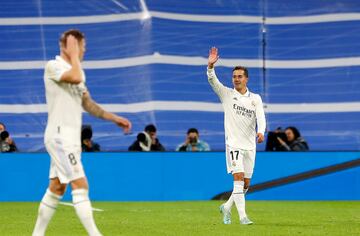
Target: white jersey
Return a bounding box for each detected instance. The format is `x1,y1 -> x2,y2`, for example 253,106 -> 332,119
207,68 -> 266,150
44,56 -> 87,146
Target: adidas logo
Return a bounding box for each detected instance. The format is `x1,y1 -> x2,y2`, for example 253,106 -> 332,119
233,97 -> 238,101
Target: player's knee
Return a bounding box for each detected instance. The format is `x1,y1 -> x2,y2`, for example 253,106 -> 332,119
49,178 -> 67,195
49,184 -> 66,196
233,172 -> 244,181
70,177 -> 89,190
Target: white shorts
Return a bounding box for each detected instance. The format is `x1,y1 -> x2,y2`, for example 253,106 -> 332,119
45,138 -> 85,184
225,145 -> 256,178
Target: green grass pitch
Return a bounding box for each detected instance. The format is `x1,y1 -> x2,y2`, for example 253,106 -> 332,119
1,201 -> 359,235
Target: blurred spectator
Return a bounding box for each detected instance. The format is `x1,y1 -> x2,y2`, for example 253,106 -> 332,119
128,132 -> 151,151
128,124 -> 165,151
266,126 -> 309,151
176,128 -> 210,152
0,122 -> 18,153
265,127 -> 286,151
81,125 -> 100,152
145,124 -> 166,151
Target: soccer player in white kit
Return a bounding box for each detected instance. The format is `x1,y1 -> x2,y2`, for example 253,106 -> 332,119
32,29 -> 132,236
207,47 -> 266,225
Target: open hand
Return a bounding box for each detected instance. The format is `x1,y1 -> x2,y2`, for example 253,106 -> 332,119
208,47 -> 219,68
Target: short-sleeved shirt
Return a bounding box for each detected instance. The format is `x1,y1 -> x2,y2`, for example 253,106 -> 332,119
44,56 -> 87,146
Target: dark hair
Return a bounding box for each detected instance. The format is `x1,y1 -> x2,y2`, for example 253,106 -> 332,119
232,66 -> 248,78
187,128 -> 199,135
0,122 -> 8,141
285,126 -> 301,140
0,130 -> 9,141
137,132 -> 147,142
60,29 -> 85,47
145,124 -> 157,133
81,125 -> 93,140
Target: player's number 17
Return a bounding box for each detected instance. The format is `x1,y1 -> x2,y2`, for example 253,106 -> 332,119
230,150 -> 239,160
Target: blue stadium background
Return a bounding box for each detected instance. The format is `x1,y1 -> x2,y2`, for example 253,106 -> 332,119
1,0 -> 360,152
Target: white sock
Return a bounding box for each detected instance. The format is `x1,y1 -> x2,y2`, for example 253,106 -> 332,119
32,189 -> 61,236
72,189 -> 102,236
232,181 -> 247,219
223,194 -> 234,212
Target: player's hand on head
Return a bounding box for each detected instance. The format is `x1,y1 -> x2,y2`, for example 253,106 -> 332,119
257,133 -> 264,143
65,35 -> 80,58
208,47 -> 219,67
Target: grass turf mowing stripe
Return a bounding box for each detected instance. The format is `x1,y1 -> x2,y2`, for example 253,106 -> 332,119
0,201 -> 359,236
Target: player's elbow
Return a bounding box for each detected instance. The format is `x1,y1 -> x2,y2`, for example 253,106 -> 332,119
71,77 -> 83,84
61,72 -> 83,84
69,72 -> 83,84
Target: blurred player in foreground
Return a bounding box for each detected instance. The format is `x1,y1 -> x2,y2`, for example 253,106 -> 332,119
207,47 -> 266,225
32,29 -> 131,236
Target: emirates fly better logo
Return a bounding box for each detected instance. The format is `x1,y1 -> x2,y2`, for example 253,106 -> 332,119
233,104 -> 255,118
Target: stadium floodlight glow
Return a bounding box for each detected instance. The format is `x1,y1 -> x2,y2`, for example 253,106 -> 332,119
141,11 -> 151,20
140,0 -> 151,20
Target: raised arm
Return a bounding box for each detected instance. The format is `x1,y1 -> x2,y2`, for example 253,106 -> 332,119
82,91 -> 132,133
207,47 -> 228,100
60,35 -> 83,84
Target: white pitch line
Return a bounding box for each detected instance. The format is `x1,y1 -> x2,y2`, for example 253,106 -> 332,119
59,202 -> 104,212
